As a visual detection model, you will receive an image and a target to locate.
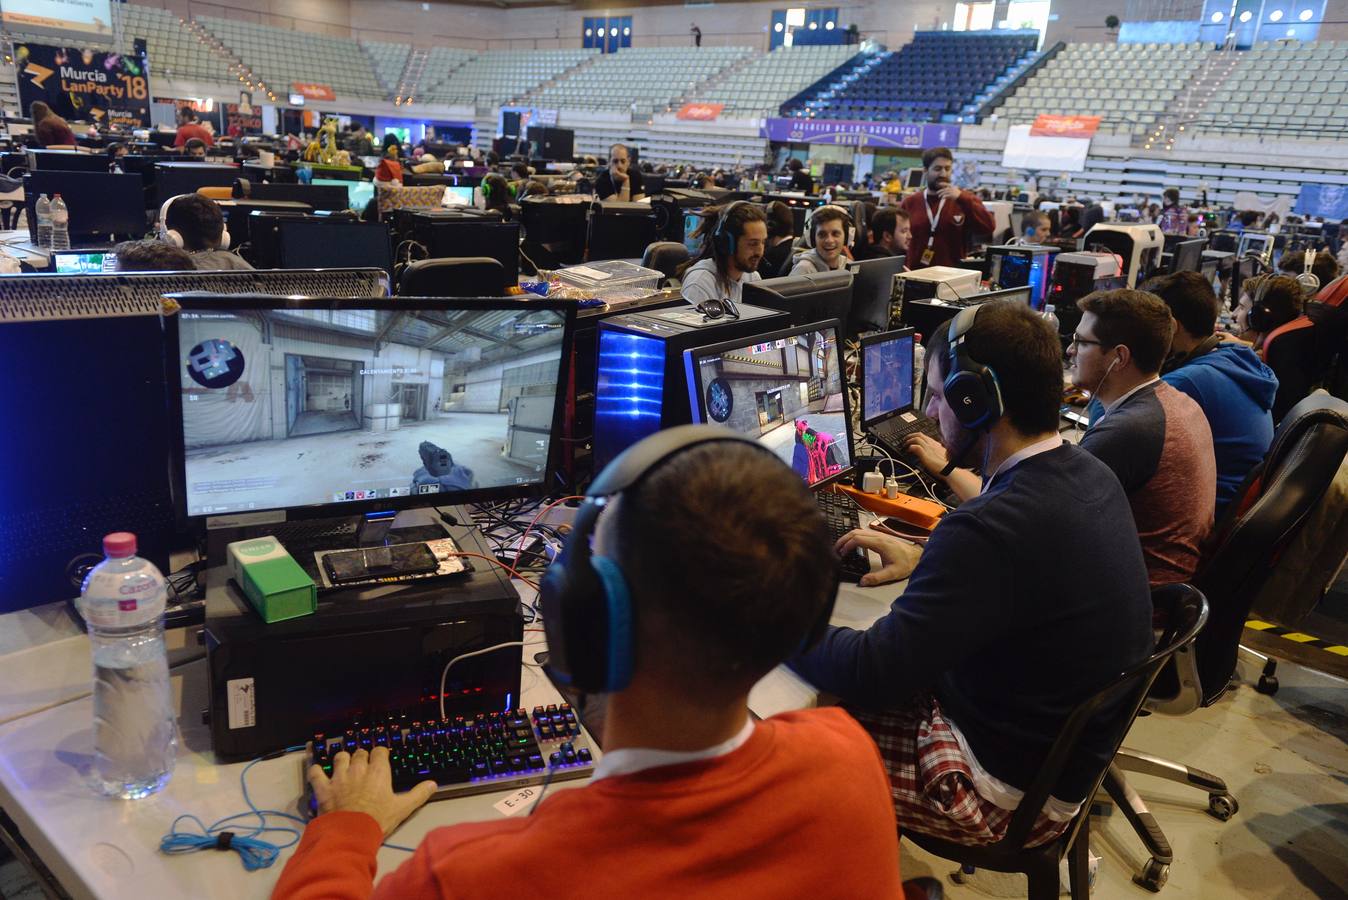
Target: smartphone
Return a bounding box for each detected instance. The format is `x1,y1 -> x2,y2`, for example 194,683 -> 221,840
322,542 -> 439,584
873,517 -> 933,541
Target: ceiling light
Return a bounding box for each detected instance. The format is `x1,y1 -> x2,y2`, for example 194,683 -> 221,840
825,21 -> 835,30
1300,8 -> 1313,20
1238,11 -> 1252,22
1210,11 -> 1224,23
1269,9 -> 1284,21
774,23 -> 783,32
809,21 -> 818,29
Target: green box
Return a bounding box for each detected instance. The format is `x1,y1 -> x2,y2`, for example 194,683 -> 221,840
226,536 -> 317,623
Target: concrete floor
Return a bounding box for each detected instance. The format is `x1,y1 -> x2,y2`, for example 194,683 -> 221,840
186,412 -> 540,511
289,409 -> 360,437
898,653 -> 1348,898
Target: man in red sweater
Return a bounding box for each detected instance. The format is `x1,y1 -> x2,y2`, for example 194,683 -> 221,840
173,106 -> 214,149
900,147 -> 994,269
272,437 -> 906,900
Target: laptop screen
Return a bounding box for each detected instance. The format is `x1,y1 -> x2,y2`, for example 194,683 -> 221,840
686,321 -> 853,489
861,328 -> 915,427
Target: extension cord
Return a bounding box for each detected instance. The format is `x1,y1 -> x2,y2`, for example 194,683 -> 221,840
831,483 -> 944,531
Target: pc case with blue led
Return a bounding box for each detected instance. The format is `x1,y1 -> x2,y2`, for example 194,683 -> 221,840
593,304 -> 789,469
984,245 -> 1058,311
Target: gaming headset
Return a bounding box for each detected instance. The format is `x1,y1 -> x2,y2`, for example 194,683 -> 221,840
802,204 -> 856,250
1295,248 -> 1322,294
710,200 -> 751,259
943,303 -> 1004,430
538,424 -> 838,694
1246,274 -> 1281,334
158,194 -> 231,251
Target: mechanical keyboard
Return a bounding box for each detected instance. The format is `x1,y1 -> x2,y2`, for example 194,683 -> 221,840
304,704 -> 596,805
814,490 -> 869,583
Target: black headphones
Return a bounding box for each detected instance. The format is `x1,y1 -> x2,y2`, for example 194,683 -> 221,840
539,424 -> 837,693
1246,275 -> 1277,333
711,200 -> 750,259
943,304 -> 1004,429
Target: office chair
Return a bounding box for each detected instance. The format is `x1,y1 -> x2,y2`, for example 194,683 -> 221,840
640,241 -> 689,285
398,257 -> 507,297
1102,392 -> 1348,891
902,584 -> 1209,900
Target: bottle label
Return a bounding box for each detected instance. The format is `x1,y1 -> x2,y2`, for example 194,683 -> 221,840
80,568 -> 166,628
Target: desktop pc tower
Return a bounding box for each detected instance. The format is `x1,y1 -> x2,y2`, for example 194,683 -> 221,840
1048,251 -> 1127,338
984,244 -> 1058,311
1082,223 -> 1164,289
592,304 -> 789,469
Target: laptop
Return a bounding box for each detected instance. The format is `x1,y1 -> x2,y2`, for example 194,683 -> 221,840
860,327 -> 942,459
684,318 -> 869,582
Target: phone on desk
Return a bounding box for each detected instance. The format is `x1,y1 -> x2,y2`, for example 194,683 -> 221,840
869,517 -> 932,542
322,542 -> 439,584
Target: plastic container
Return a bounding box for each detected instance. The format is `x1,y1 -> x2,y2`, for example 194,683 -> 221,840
77,532 -> 177,799
555,259 -> 662,304
50,194 -> 70,251
1042,303 -> 1060,335
35,194 -> 52,249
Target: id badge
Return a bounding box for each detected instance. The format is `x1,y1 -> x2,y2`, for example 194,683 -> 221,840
920,247 -> 935,265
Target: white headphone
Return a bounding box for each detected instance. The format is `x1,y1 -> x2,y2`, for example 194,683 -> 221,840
158,194 -> 231,251
1296,248 -> 1321,294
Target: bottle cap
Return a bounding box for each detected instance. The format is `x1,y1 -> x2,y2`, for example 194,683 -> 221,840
103,532 -> 137,558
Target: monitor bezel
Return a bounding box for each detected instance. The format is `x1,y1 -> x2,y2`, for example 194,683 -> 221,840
683,317 -> 856,491
163,294 -> 578,526
858,326 -> 918,429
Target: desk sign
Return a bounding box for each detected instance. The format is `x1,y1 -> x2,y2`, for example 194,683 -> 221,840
493,786 -> 539,817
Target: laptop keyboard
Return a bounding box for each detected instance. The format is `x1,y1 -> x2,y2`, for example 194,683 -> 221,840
873,413 -> 943,451
814,491 -> 869,583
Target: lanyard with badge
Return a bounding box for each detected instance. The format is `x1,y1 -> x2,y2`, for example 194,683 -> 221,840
921,193 -> 947,265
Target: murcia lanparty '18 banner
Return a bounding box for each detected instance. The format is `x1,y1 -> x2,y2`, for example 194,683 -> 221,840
15,39 -> 151,128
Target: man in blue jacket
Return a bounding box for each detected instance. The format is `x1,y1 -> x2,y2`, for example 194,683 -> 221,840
1143,271 -> 1278,518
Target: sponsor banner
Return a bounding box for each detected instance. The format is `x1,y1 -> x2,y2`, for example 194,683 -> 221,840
226,101 -> 262,136
291,82 -> 336,101
15,39 -> 150,128
761,118 -> 960,149
677,102 -> 724,121
1030,114 -> 1101,138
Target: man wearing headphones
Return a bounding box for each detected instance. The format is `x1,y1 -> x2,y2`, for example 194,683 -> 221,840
790,205 -> 851,275
1011,210 -> 1051,246
680,202 -> 766,308
273,430 -> 906,898
791,300 -> 1154,850
900,147 -> 994,269
162,194 -> 253,270
594,143 -> 645,202
1068,289 -> 1215,586
1145,271 -> 1276,518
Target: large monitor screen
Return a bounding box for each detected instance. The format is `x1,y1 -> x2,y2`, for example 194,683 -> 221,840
1,0 -> 112,35
171,301 -> 570,517
862,329 -> 914,425
687,323 -> 852,488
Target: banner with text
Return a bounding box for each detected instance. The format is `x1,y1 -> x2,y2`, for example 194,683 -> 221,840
677,102 -> 724,121
1030,115 -> 1101,138
761,118 -> 960,149
16,39 -> 150,128
291,82 -> 335,102
226,101 -> 262,136
0,0 -> 113,37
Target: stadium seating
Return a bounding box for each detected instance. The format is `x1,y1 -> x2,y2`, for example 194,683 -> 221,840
1180,41 -> 1348,141
527,46 -> 752,114
198,17 -> 385,100
420,48 -> 593,107
783,31 -> 1038,121
993,42 -> 1209,132
683,45 -> 859,117
361,41 -> 411,97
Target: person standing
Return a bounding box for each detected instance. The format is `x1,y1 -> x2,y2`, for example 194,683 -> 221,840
691,23 -> 702,47
1157,188 -> 1187,235
30,101 -> 77,148
900,147 -> 994,269
173,106 -> 214,149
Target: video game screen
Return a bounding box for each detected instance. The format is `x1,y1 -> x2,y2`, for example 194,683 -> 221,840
174,305 -> 567,516
863,332 -> 914,424
691,325 -> 852,487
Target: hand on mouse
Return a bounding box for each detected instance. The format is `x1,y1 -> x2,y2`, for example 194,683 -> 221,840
835,528 -> 921,586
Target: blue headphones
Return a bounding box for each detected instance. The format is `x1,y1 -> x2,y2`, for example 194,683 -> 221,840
539,424 -> 836,693
943,304 -> 1004,429
711,200 -> 751,259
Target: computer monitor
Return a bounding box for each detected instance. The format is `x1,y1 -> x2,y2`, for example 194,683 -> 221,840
165,297 -> 575,520
586,201 -> 658,262
903,168 -> 925,190
247,180 -> 351,211
52,250 -> 118,274
413,218 -> 521,287
443,185 -> 475,206
685,320 -> 853,489
1169,238 -> 1207,274
155,162 -> 241,206
859,327 -> 916,428
278,220 -> 393,276
23,171 -> 146,242
1238,231 -> 1273,261
846,255 -> 907,335
27,150 -> 112,173
742,270 -> 854,328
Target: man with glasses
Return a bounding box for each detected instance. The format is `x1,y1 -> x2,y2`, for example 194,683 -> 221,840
1067,289 -> 1216,587
595,143 -> 645,202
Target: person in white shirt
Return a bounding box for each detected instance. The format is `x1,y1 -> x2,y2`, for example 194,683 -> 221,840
791,205 -> 851,276
680,202 -> 767,308
1010,210 -> 1051,245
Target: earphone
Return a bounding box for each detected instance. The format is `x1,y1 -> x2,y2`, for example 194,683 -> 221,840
538,424 -> 838,693
711,200 -> 751,259
1296,248 -> 1321,294
802,204 -> 855,250
158,194 -> 231,250
942,304 -> 1004,430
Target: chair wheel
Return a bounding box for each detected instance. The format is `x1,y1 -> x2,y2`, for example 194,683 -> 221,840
1208,793 -> 1239,821
1133,858 -> 1169,893
1257,674 -> 1279,695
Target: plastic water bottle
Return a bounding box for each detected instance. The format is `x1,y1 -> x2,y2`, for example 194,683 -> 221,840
50,194 -> 70,251
78,533 -> 177,799
35,194 -> 52,249
1042,303 -> 1060,336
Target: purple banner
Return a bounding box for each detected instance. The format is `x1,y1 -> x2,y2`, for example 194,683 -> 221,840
761,118 -> 960,150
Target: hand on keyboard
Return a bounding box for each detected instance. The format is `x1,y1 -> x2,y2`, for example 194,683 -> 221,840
834,529 -> 922,587
308,746 -> 437,839
902,433 -> 949,477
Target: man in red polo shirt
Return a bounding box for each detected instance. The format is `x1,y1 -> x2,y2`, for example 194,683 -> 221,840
173,106 -> 214,149
900,146 -> 993,269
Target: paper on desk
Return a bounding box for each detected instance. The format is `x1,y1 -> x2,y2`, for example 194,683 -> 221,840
749,664 -> 819,719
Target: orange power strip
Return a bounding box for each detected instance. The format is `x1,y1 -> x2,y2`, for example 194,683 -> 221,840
830,483 -> 945,532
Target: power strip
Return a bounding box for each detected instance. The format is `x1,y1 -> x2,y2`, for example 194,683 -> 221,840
831,483 -> 945,531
